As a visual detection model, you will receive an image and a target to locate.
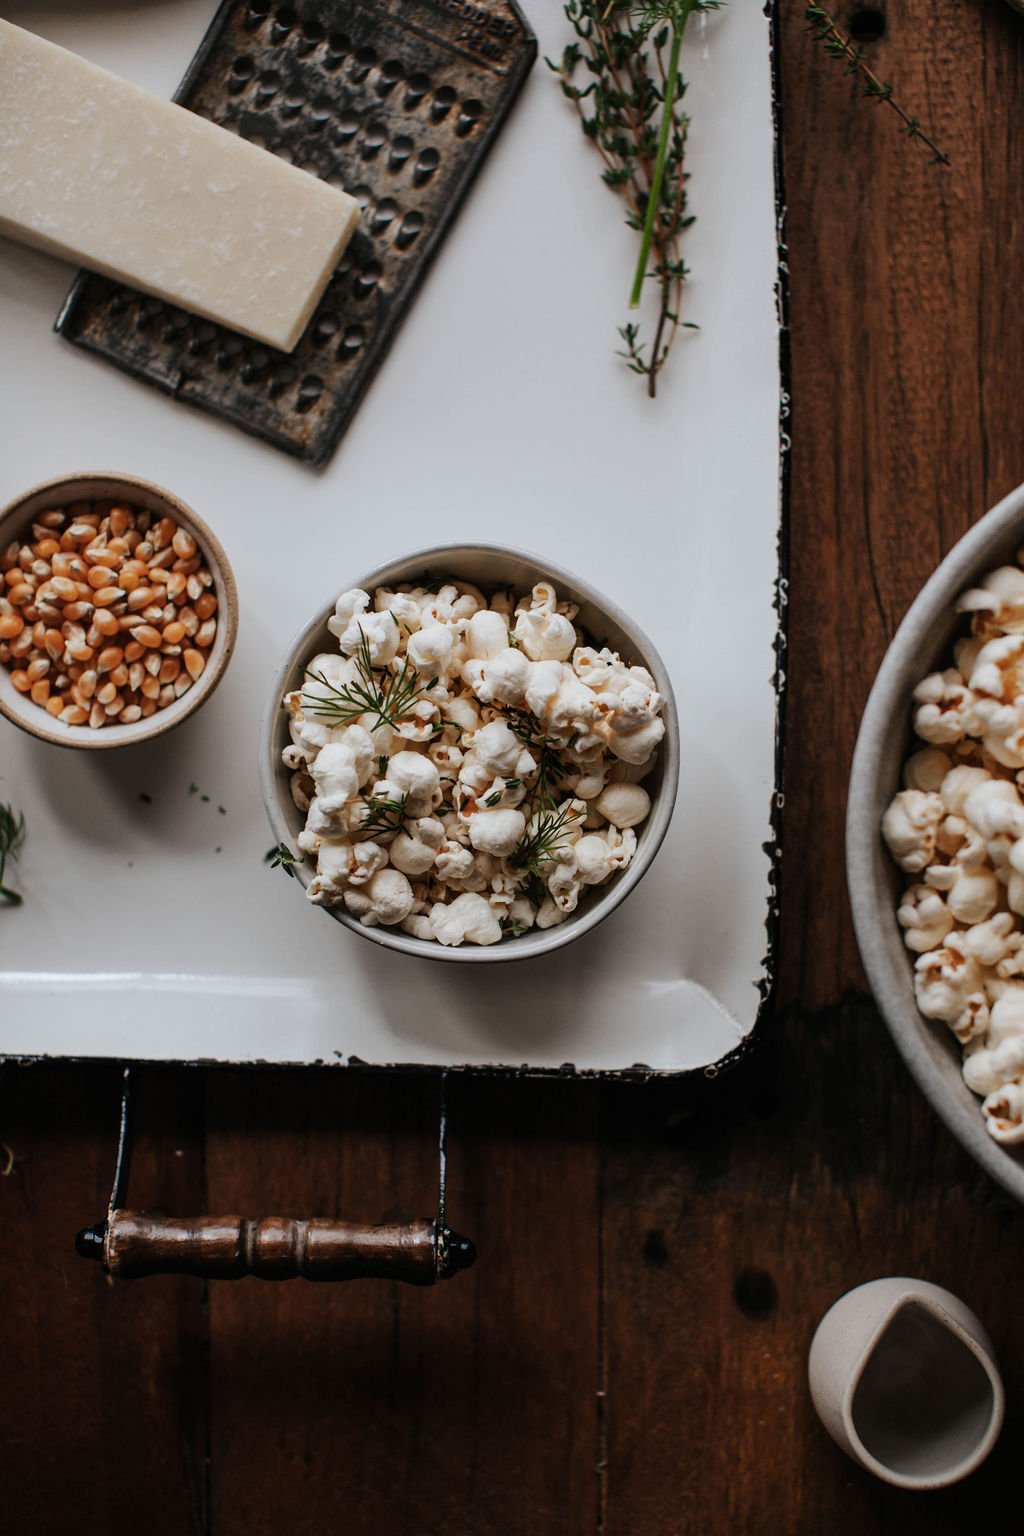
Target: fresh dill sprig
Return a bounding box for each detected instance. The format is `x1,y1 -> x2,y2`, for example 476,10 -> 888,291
265,841 -> 296,876
0,804 -> 25,906
511,802 -> 585,878
354,792 -> 408,842
304,630 -> 440,732
505,709 -> 569,811
803,4 -> 949,165
549,0 -> 721,396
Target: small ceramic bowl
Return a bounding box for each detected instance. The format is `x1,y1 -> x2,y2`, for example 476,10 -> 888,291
260,542 -> 679,963
0,472 -> 238,750
809,1278 -> 1004,1489
847,479 -> 1024,1202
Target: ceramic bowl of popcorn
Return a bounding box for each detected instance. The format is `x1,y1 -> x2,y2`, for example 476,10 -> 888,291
260,543 -> 679,963
848,479 -> 1024,1202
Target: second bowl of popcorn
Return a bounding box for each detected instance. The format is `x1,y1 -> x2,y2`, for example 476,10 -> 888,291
261,543 -> 679,961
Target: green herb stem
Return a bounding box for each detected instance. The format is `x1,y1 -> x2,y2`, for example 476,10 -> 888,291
552,0 -> 718,395
803,4 -> 949,166
629,7 -> 689,311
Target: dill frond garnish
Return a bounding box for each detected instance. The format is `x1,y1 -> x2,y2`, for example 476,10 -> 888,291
354,793 -> 408,842
505,708 -> 570,810
304,631 -> 440,732
511,802 -> 585,878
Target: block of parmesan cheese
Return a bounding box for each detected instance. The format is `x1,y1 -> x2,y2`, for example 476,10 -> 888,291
0,19 -> 359,352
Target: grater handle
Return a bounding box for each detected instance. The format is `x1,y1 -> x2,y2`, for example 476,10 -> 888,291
77,1210 -> 475,1283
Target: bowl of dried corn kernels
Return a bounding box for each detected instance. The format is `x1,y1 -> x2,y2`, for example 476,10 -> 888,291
0,472 -> 237,749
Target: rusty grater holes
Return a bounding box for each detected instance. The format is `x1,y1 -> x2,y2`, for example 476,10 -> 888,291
241,348 -> 271,384
58,0 -> 535,457
296,374 -> 324,411
352,261 -> 383,300
350,45 -> 378,83
396,211 -> 424,248
324,33 -> 350,68
371,196 -> 399,231
229,55 -> 256,92
299,17 -> 324,51
362,122 -> 389,158
390,135 -> 414,170
378,58 -> 406,94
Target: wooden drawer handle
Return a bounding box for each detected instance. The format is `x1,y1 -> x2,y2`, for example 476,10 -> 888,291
76,1211 -> 475,1284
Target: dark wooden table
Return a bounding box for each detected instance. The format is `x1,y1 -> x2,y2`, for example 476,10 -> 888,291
5,3 -> 1024,1530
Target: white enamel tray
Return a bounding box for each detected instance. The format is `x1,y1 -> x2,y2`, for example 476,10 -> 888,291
0,0 -> 783,1071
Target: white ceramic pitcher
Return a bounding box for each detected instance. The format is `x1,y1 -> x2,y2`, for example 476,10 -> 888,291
808,1278 -> 1004,1489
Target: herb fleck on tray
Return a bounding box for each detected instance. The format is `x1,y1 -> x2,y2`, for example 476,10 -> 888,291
0,804 -> 26,906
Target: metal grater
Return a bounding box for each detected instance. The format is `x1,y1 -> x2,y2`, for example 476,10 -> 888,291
55,0 -> 536,466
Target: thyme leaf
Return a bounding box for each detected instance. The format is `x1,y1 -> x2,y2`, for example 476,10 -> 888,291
265,841 -> 296,877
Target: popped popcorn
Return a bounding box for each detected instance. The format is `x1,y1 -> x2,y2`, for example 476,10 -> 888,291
884,551 -> 1024,1145
282,576 -> 665,946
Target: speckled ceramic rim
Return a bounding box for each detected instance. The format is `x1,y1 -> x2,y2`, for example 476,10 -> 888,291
847,479 -> 1024,1203
260,541 -> 680,964
838,1292 -> 1004,1489
0,472 -> 238,751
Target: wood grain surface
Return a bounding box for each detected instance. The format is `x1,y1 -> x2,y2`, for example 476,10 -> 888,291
5,2 -> 1024,1530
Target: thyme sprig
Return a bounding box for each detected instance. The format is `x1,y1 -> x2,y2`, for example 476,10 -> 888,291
803,4 -> 949,165
549,0 -> 721,396
304,630 -> 440,733
0,804 -> 25,906
511,802 -> 585,879
265,841 -> 296,876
